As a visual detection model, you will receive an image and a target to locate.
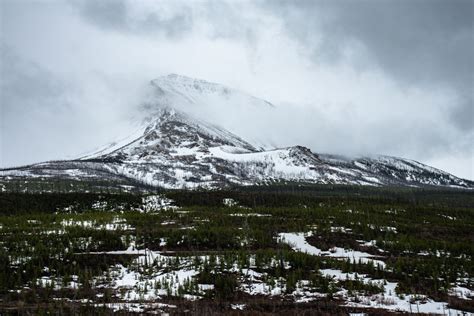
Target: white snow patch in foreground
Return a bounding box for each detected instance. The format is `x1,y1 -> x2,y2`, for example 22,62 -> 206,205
231,303 -> 246,310
139,195 -> 178,212
449,285 -> 474,300
277,232 -> 386,268
97,302 -> 176,313
281,232 -> 469,315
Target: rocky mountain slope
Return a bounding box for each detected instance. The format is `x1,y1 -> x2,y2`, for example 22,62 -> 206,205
1,74 -> 472,190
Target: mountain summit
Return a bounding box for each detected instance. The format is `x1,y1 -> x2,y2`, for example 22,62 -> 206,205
1,75 -> 472,190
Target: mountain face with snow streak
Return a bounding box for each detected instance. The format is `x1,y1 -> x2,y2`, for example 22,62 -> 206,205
1,74 -> 472,190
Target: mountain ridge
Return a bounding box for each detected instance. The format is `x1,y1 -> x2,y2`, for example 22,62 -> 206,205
1,74 -> 472,190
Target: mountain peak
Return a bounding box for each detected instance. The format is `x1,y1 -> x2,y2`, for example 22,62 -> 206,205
159,73 -> 208,83
151,73 -> 231,96
142,106 -> 255,150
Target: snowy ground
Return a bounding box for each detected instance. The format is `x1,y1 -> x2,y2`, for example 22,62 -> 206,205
278,231 -> 470,315
3,190 -> 472,315
278,232 -> 386,268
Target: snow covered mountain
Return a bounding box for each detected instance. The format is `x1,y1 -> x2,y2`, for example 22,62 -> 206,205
1,74 -> 472,190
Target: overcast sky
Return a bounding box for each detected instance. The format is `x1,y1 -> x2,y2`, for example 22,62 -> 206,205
1,0 -> 473,179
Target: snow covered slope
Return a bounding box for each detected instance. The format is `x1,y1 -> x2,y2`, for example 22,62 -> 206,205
149,74 -> 274,112
1,74 -> 472,190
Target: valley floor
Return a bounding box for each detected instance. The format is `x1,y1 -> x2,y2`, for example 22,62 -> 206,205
0,186 -> 473,315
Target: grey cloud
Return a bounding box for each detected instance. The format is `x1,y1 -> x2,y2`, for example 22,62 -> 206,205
0,45 -> 70,114
0,46 -> 76,166
77,0 -> 127,30
201,2 -> 256,40
0,45 -> 139,167
263,0 -> 473,83
262,0 -> 474,131
74,0 -> 260,46
75,0 -> 193,38
450,95 -> 474,132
